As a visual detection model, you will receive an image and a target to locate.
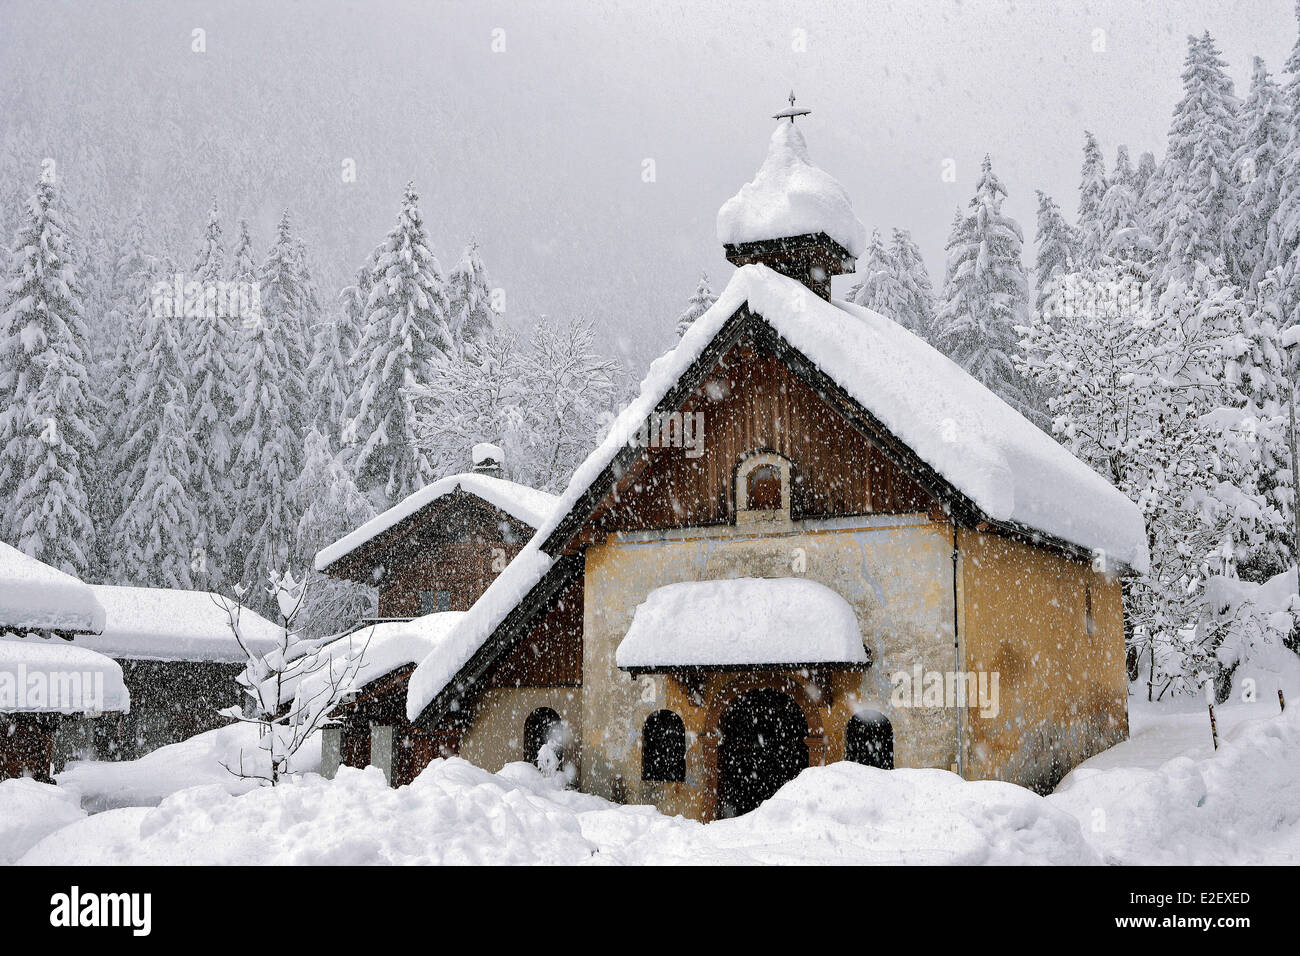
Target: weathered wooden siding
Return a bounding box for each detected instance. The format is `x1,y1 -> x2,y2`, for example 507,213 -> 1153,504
486,574 -> 584,689
375,502 -> 531,617
580,338 -> 934,541
0,713 -> 59,781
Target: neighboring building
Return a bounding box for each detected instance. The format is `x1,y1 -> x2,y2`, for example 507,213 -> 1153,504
309,613 -> 465,787
313,459 -> 559,784
3,583 -> 282,760
385,111 -> 1148,821
315,467 -> 558,617
0,543 -> 127,781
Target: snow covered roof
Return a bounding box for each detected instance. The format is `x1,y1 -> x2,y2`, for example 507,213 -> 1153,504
292,612 -> 466,717
314,473 -> 559,572
0,542 -> 105,637
1,586 -> 282,663
0,640 -> 130,714
616,578 -> 868,670
91,586 -> 281,662
562,265 -> 1149,570
717,122 -> 867,259
407,264 -> 1150,722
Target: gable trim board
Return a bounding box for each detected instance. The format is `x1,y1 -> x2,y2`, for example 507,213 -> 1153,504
407,265 -> 1148,725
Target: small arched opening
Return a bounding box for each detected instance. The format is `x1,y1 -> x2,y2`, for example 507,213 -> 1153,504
734,451 -> 792,519
846,710 -> 894,769
642,709 -> 686,782
746,464 -> 783,511
523,707 -> 565,770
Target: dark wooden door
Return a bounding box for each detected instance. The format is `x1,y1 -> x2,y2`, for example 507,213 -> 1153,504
718,690 -> 808,817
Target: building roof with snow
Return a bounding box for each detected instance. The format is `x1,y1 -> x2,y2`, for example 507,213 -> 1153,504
408,263 -> 1150,721
0,542 -> 106,638
1,585 -> 282,663
405,111 -> 1148,725
615,578 -> 869,671
289,612 -> 466,721
314,472 -> 559,575
0,640 -> 130,714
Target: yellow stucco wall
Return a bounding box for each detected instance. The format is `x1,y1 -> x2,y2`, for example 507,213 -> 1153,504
445,519 -> 1130,815
956,529 -> 1129,793
580,515 -> 960,814
457,686 -> 583,777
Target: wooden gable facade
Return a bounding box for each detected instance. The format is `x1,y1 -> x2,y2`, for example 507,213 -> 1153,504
321,489 -> 538,618
569,325 -> 937,543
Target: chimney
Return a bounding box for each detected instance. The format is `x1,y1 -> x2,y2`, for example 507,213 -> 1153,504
716,96 -> 865,300
472,442 -> 505,479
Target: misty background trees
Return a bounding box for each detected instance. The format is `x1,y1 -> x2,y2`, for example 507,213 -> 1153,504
5,19 -> 1300,691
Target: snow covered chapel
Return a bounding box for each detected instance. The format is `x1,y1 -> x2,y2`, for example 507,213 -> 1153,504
329,109 -> 1149,821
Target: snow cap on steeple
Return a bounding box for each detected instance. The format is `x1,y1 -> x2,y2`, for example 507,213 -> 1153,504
717,114 -> 866,299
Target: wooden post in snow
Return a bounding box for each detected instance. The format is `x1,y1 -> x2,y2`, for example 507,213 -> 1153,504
1281,689 -> 1287,713
1208,701 -> 1219,751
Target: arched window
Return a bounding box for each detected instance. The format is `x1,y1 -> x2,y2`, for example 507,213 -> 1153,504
746,464 -> 783,511
642,710 -> 686,782
846,711 -> 894,769
524,707 -> 564,769
735,452 -> 791,519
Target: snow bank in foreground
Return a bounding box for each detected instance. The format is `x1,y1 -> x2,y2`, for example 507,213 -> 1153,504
23,758 -> 1092,866
0,778 -> 85,864
689,764 -> 1095,865
1050,706 -> 1300,865
18,707 -> 1298,866
58,722 -> 321,813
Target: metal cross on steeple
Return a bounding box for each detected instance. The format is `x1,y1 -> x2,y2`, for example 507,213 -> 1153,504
773,90 -> 812,124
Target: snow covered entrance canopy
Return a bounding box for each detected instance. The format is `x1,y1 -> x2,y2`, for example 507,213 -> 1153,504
616,578 -> 869,672
314,472 -> 558,575
0,541 -> 105,638
717,116 -> 866,299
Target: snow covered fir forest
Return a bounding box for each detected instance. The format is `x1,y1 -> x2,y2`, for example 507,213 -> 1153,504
1,0 -> 1300,872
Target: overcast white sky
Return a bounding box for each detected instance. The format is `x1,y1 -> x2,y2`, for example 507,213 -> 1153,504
2,0 -> 1295,370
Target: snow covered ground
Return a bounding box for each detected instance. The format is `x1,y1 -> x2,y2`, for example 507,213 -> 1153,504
0,778 -> 85,864
6,692 -> 1296,866
54,722 -> 321,813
